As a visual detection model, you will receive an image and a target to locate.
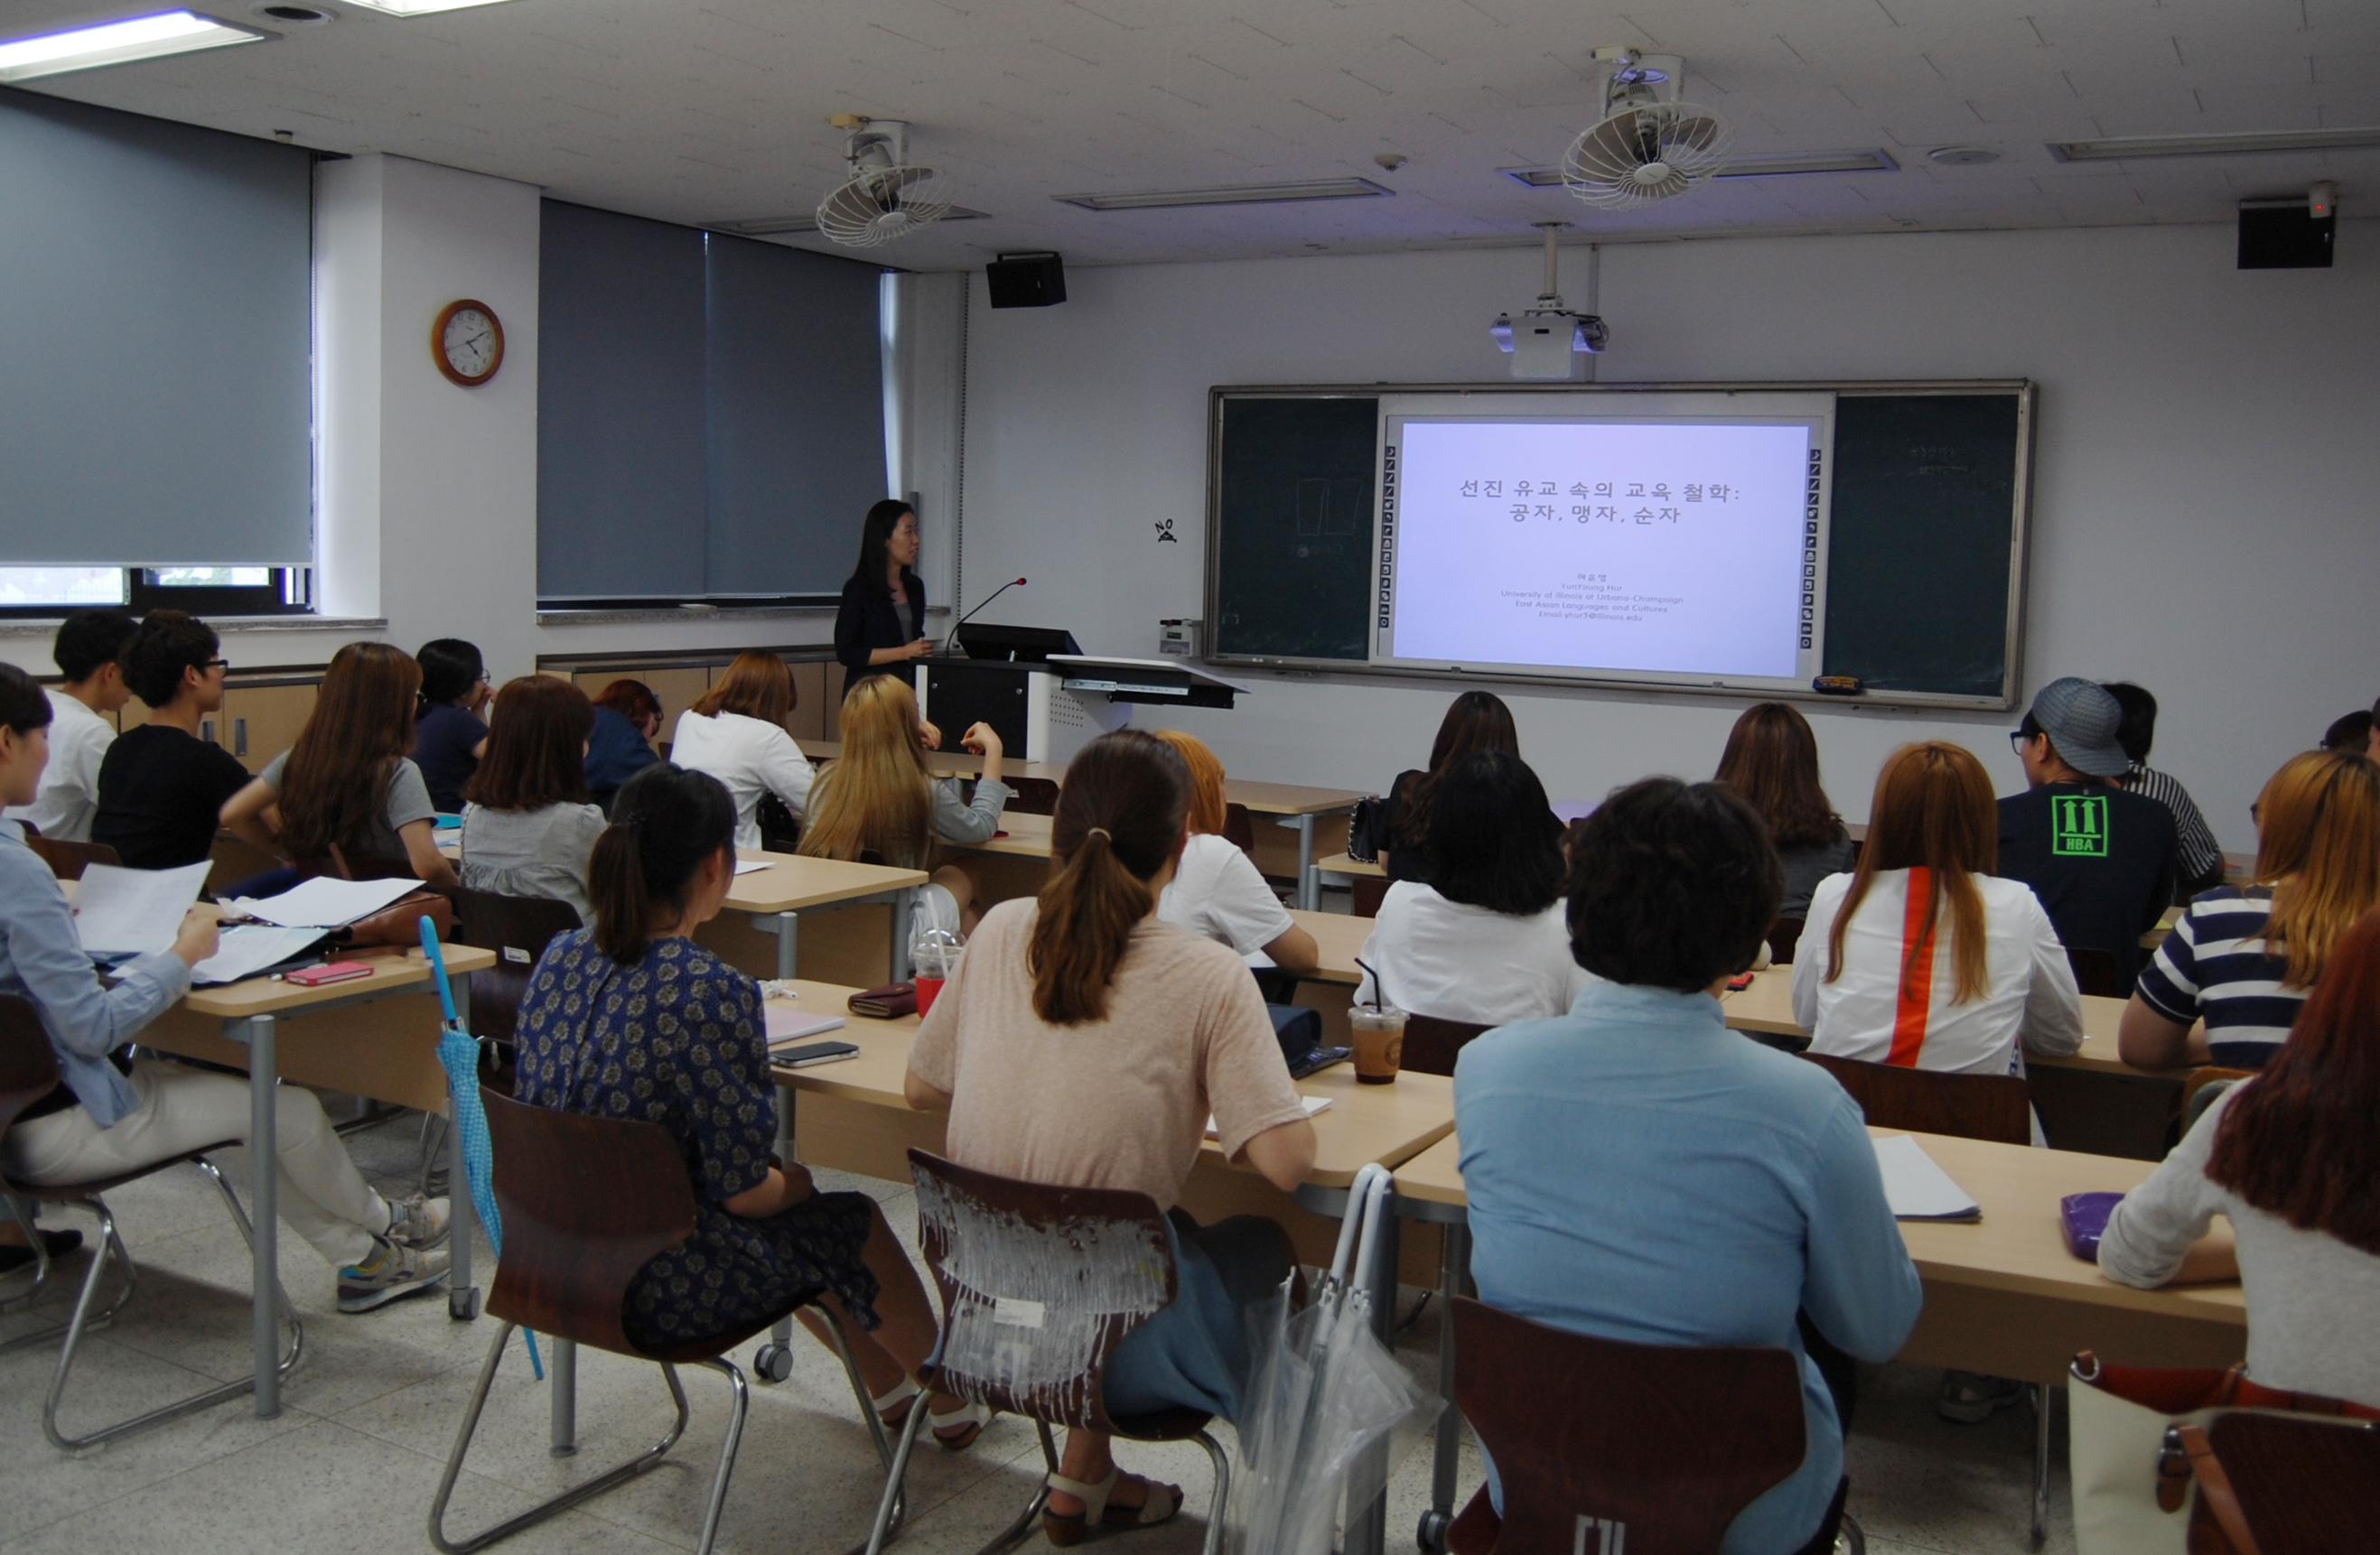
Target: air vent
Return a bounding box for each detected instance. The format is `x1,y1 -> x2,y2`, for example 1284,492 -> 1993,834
2050,127 -> 2380,162
709,206 -> 989,237
1500,147 -> 1898,189
1052,177 -> 1393,211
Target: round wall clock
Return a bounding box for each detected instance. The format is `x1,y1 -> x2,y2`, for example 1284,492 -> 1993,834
432,299 -> 504,386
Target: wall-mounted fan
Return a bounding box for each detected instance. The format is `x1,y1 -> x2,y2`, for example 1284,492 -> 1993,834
815,116 -> 952,247
1561,48 -> 1733,208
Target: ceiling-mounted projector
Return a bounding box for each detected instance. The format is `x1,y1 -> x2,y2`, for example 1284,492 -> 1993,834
1491,223 -> 1606,379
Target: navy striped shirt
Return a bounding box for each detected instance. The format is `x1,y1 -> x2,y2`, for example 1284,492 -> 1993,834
2133,887 -> 2303,1068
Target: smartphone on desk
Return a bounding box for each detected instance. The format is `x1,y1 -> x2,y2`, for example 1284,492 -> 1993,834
1726,971 -> 1759,992
772,1040 -> 860,1068
287,961 -> 376,988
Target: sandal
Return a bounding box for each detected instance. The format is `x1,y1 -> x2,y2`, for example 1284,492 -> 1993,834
871,1376 -> 994,1451
1042,1467 -> 1181,1547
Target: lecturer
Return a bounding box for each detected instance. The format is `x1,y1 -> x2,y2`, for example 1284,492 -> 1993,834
834,499 -> 932,701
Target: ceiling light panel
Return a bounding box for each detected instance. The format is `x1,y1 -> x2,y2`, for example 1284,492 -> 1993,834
2050,127 -> 2380,162
1054,178 -> 1394,211
1498,149 -> 1899,190
340,0 -> 521,14
0,10 -> 270,82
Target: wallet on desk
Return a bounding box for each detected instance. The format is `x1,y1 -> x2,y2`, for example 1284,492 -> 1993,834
849,982 -> 919,1019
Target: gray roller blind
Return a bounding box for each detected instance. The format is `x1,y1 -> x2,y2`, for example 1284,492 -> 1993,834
0,88 -> 313,566
537,203 -> 888,603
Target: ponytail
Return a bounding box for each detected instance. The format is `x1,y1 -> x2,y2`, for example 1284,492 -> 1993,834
589,764 -> 737,964
1029,732 -> 1190,1024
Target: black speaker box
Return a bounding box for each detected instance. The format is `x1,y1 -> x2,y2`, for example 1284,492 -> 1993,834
2238,203 -> 2335,269
986,251 -> 1067,308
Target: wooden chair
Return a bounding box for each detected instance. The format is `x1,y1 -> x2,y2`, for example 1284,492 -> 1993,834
0,996 -> 301,1450
1402,1014 -> 1490,1079
1221,802 -> 1257,856
1767,916 -> 1806,965
2066,945 -> 2134,999
2182,1066 -> 2258,1135
1445,1296 -> 1848,1555
429,1090 -> 887,1555
2199,1410 -> 2380,1554
1797,1051 -> 2031,1146
1003,777 -> 1062,816
1352,875 -> 1389,917
861,1150 -> 1233,1555
449,889 -> 583,1053
22,834 -> 119,881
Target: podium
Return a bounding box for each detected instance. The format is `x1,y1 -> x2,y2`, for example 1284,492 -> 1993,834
916,628 -> 1245,764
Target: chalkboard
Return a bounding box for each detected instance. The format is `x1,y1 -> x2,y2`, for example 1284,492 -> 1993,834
1205,383 -> 2032,707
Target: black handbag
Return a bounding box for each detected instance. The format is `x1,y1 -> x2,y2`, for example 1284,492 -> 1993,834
756,792 -> 803,853
1347,794 -> 1391,864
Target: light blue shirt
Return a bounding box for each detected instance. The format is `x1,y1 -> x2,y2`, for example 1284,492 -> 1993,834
0,820 -> 191,1126
1456,980 -> 1923,1555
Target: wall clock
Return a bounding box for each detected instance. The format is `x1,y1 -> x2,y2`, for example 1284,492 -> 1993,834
432,299 -> 504,386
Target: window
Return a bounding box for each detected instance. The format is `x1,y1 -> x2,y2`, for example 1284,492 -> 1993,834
0,567 -> 310,619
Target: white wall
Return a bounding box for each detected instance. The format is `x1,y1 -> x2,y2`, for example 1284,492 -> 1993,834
957,223 -> 2380,851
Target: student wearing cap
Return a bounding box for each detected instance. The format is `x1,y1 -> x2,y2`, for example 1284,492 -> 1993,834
1998,677 -> 2179,993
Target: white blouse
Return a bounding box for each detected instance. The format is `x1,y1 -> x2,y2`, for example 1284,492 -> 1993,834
667,710 -> 815,851
1353,880 -> 1594,1027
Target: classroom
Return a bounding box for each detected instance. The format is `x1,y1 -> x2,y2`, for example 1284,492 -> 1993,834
2,3 -> 2377,1553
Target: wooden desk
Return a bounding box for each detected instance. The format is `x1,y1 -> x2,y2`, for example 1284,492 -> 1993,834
1291,908 -> 1370,988
2143,905 -> 2180,950
1316,852 -> 1386,881
720,849 -> 928,981
141,943 -> 497,1417
946,811 -> 1056,860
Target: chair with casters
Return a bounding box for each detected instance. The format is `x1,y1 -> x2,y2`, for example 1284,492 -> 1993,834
1797,1052 -> 2032,1146
1445,1296 -> 1854,1555
0,995 -> 302,1451
427,1089 -> 891,1555
861,1150 -> 1234,1555
1767,916 -> 1806,966
2065,945 -> 2133,999
1400,1014 -> 1490,1079
22,835 -> 120,881
2181,1066 -> 2258,1135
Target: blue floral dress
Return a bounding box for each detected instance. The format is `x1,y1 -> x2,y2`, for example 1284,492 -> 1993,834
513,929 -> 882,1350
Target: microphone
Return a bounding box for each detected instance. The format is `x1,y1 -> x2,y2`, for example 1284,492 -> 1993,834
943,577 -> 1028,658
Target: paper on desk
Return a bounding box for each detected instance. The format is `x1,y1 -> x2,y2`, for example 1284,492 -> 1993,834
1206,1094 -> 1331,1140
191,926 -> 330,986
765,1003 -> 848,1046
1871,1133 -> 1983,1222
733,860 -> 770,876
225,876 -> 420,929
70,861 -> 212,955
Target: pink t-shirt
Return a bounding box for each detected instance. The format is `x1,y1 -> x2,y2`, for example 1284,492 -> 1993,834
908,899 -> 1310,1211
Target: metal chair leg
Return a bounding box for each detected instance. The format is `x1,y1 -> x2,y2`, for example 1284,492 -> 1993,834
693,1358 -> 750,1555
0,1189 -> 60,1329
1193,1429 -> 1231,1555
2031,1383 -> 2054,1549
862,1385 -> 934,1555
966,1418 -> 1059,1555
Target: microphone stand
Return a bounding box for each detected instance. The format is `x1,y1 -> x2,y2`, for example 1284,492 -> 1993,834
940,577 -> 1029,659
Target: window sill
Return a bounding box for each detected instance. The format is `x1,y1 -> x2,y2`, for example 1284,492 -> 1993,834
0,615 -> 385,638
535,604 -> 950,627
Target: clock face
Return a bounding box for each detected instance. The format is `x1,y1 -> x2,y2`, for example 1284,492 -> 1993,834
433,300 -> 503,385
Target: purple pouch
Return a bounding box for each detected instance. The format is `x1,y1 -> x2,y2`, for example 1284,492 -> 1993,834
2060,1191 -> 2124,1262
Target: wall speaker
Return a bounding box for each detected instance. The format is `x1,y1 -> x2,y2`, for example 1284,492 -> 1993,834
986,251 -> 1067,308
2238,200 -> 2334,269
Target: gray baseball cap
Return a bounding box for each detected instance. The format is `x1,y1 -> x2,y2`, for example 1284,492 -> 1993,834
2028,676 -> 2132,779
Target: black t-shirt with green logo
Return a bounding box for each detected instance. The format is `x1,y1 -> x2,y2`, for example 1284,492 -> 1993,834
1997,781 -> 2179,991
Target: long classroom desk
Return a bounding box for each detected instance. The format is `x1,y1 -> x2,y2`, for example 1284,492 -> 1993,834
723,849 -> 929,981
139,943 -> 497,1418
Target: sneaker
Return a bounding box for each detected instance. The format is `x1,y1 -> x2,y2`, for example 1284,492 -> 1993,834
1937,1370 -> 2027,1423
338,1240 -> 450,1314
384,1193 -> 451,1250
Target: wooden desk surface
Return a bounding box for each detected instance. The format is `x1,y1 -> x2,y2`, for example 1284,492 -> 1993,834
798,739 -> 1069,786
799,740 -> 1367,817
1292,908 -> 1371,987
180,944 -> 496,1019
946,811 -> 1057,860
768,978 -> 1452,1189
1316,852 -> 1386,880
725,849 -> 927,913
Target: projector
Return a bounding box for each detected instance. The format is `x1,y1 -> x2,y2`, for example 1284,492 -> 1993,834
1491,307 -> 1608,379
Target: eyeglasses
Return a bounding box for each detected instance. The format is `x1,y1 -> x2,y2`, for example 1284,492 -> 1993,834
2007,731 -> 2029,753
204,657 -> 231,673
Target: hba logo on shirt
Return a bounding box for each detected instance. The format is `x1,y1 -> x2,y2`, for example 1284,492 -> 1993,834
2052,794 -> 2109,857
1574,1514 -> 1627,1553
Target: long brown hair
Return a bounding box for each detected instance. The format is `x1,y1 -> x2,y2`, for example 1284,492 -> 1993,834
1028,731 -> 1189,1025
466,676 -> 594,812
2207,908 -> 2380,1255
1714,702 -> 1846,851
689,650 -> 795,727
279,642 -> 420,862
2251,750 -> 2380,988
1152,730 -> 1228,837
1397,691 -> 1520,855
1825,741 -> 1995,1005
798,675 -> 935,867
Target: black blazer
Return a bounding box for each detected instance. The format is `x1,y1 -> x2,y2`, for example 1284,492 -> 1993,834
834,571 -> 927,699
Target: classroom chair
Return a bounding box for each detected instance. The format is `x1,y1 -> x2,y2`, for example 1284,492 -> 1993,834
22,834 -> 119,881
1797,1052 -> 2031,1146
1003,776 -> 1062,816
2065,945 -> 2134,1000
429,1090 -> 891,1555
2193,1410 -> 2380,1554
1766,916 -> 1806,965
861,1150 -> 1233,1555
2181,1066 -> 2258,1135
1351,876 -> 1389,917
1401,1014 -> 1491,1078
1444,1296 -> 1853,1555
1221,802 -> 1256,855
448,889 -> 583,1056
0,995 -> 302,1450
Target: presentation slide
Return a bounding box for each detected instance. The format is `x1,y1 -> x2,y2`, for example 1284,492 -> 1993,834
1384,416 -> 1820,680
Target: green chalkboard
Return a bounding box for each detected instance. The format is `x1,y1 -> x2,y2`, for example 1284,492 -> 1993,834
1822,394 -> 2024,699
1209,396 -> 1377,661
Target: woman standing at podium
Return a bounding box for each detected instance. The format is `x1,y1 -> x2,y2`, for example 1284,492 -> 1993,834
835,500 -> 932,702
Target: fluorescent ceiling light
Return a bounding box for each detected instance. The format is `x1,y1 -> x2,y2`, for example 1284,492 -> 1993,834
710,207 -> 990,237
341,0 -> 520,14
0,10 -> 268,82
1054,177 -> 1392,211
1500,148 -> 1899,190
2049,127 -> 2380,162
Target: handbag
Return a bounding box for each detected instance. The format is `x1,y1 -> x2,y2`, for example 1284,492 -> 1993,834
2068,1350 -> 2378,1555
1346,795 -> 1390,864
329,889 -> 455,950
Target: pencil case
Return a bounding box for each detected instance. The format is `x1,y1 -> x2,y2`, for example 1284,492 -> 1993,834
2060,1191 -> 2124,1262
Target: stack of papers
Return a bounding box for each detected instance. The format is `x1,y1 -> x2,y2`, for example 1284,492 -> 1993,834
191,926 -> 330,986
1871,1134 -> 1983,1222
763,1002 -> 849,1047
70,861 -> 212,956
1206,1095 -> 1332,1140
222,877 -> 420,930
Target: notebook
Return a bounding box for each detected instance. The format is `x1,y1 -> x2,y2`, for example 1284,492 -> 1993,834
1205,1094 -> 1331,1140
764,1002 -> 849,1047
1871,1133 -> 1982,1222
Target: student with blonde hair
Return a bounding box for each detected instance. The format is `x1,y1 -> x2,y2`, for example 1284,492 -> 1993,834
1149,730 -> 1318,975
798,674 -> 1007,937
2122,749 -> 2380,1071
667,650 -> 814,851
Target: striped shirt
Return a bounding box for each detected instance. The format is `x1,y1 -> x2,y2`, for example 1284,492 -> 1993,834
2127,764 -> 2224,884
2133,887 -> 2303,1068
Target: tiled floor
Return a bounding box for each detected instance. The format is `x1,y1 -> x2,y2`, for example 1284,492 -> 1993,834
1,1113 -> 2074,1555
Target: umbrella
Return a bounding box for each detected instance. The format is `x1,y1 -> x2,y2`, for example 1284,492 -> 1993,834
419,916 -> 542,1381
1226,1163 -> 1440,1555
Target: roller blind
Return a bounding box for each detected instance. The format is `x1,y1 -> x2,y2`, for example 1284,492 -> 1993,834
537,202 -> 888,603
0,88 -> 314,566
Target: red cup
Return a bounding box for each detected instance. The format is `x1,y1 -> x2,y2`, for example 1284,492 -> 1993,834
914,976 -> 946,1015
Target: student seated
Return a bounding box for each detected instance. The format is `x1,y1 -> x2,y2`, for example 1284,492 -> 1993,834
667,650 -> 814,852
2100,906 -> 2380,1409
1457,776 -> 1920,1555
1713,701 -> 1856,920
2121,749 -> 2380,1071
513,765 -> 983,1440
0,665 -> 451,1310
221,642 -> 459,889
458,676 -> 605,923
4,610 -> 137,845
797,675 -> 1006,937
1796,741 -> 2084,1079
1151,730 -> 1317,976
904,731 -> 1317,1541
2323,709 -> 2373,755
410,638 -> 490,815
583,677 -> 662,814
2103,682 -> 2225,897
91,610 -> 253,871
1354,750 -> 1591,1025
1997,677 -> 2179,991
1365,689 -> 1520,885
